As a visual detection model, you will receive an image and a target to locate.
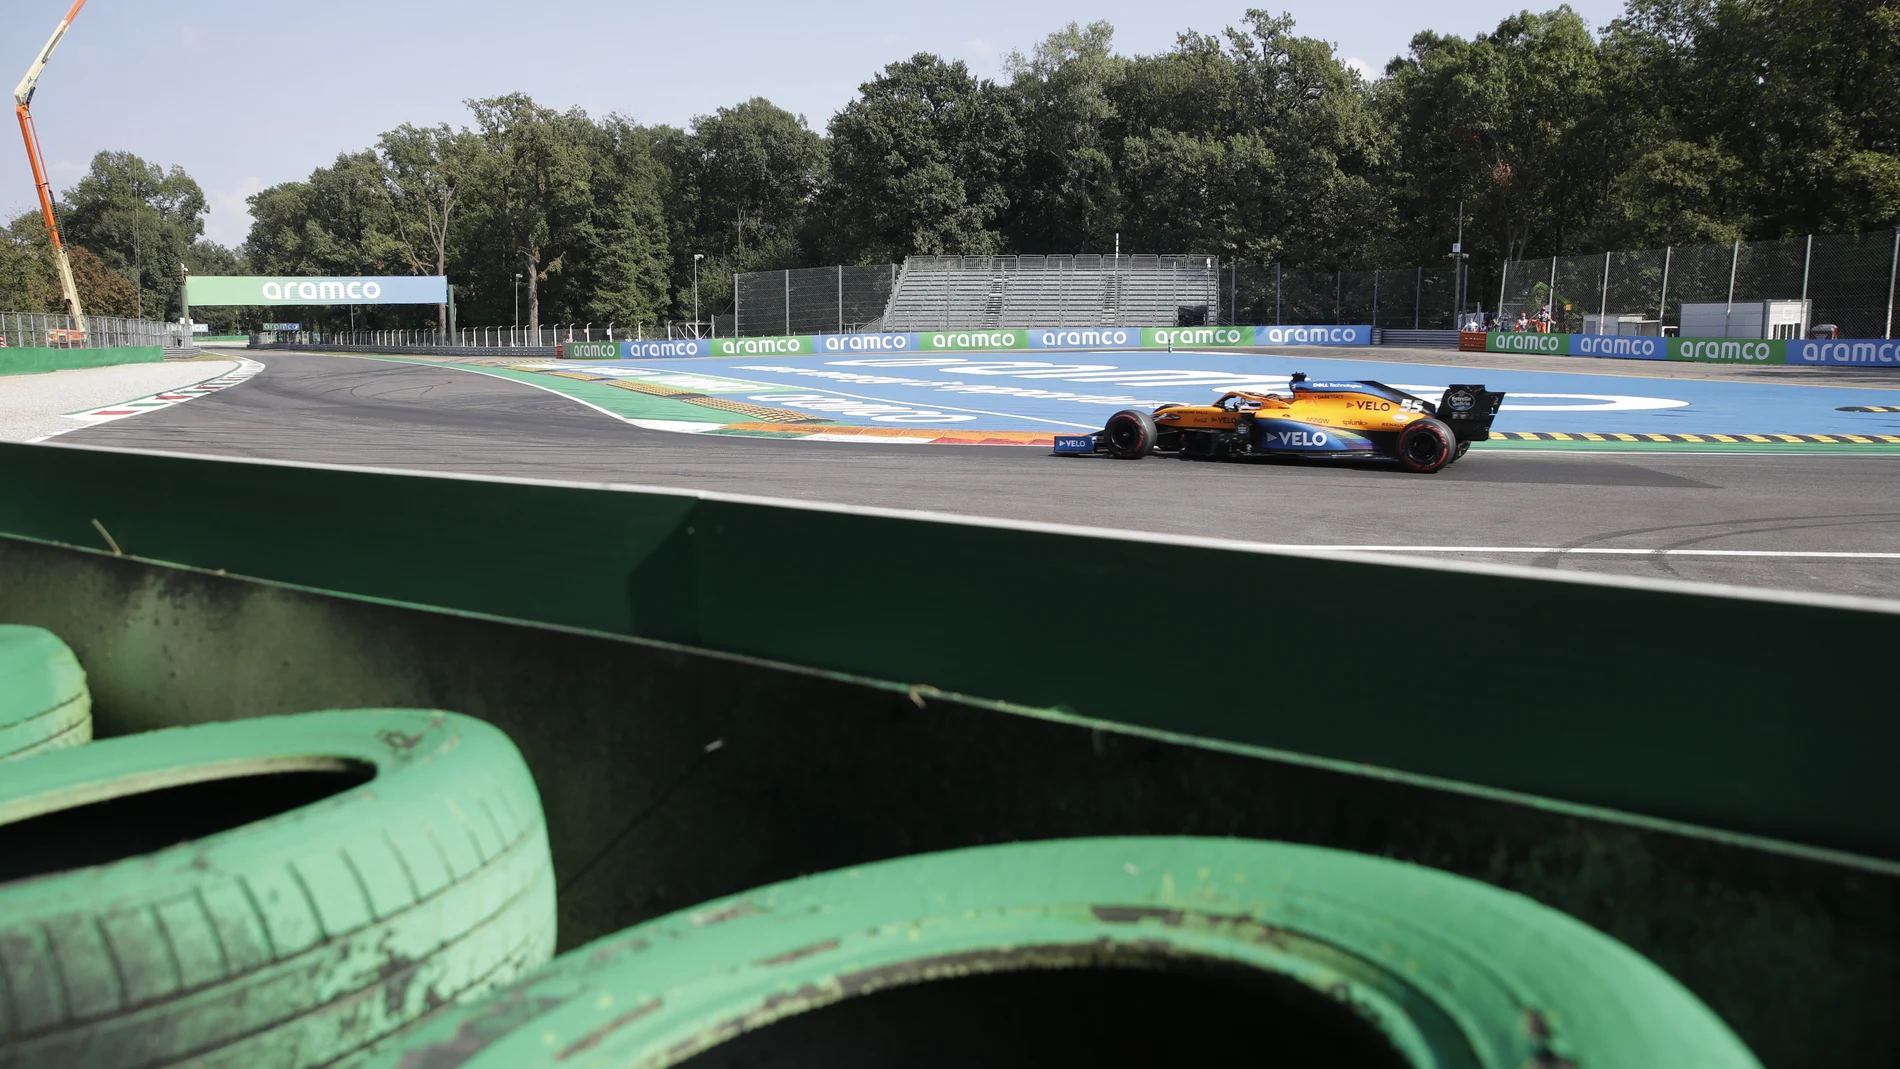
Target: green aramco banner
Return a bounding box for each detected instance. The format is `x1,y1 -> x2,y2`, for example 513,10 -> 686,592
186,276 -> 447,306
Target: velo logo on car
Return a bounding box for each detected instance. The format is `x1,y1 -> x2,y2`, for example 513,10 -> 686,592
1261,428 -> 1331,448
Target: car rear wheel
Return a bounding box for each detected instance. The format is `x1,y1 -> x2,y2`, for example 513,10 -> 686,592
1102,409 -> 1157,459
1397,418 -> 1456,473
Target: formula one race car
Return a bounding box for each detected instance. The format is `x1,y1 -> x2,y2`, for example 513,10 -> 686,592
1053,374 -> 1505,473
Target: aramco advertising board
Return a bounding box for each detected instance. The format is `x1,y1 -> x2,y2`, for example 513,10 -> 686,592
186,276 -> 448,306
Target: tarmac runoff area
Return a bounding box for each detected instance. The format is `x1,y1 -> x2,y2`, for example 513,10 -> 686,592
0,357 -> 242,442
50,347 -> 1900,601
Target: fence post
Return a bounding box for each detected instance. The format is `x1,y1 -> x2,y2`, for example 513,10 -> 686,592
837,265 -> 844,333
1334,270 -> 1341,324
1414,266 -> 1421,329
1659,246 -> 1672,329
1547,257 -> 1557,317
1275,263 -> 1282,325
1800,233 -> 1812,306
1372,269 -> 1380,328
1599,252 -> 1611,326
734,273 -> 741,337
1725,239 -> 1741,336
1887,228 -> 1899,340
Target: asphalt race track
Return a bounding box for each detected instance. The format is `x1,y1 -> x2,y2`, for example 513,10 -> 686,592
57,350 -> 1900,600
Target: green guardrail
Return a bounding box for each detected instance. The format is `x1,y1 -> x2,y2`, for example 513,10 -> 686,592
0,441 -> 1895,863
1,449 -> 1894,1066
0,346 -> 163,376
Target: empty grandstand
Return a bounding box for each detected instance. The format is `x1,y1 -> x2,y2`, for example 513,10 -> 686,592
877,255 -> 1222,330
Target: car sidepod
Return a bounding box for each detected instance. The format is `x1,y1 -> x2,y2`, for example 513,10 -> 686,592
1247,418 -> 1380,455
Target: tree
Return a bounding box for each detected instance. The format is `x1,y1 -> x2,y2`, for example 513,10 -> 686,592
1612,0 -> 1900,236
1110,11 -> 1391,264
2,215 -> 137,317
378,124 -> 478,330
464,94 -> 595,331
823,55 -> 1024,262
1382,8 -> 1610,268
58,151 -> 207,319
570,116 -> 674,328
1002,21 -> 1125,251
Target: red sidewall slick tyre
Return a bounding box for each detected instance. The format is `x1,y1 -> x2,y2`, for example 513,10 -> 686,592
1103,409 -> 1157,459
1397,418 -> 1456,473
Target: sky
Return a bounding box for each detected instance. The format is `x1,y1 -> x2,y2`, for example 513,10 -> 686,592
2,0 -> 1625,247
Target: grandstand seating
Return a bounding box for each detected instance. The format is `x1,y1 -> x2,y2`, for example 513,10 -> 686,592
879,255 -> 1222,330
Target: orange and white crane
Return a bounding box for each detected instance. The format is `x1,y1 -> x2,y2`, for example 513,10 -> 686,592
14,0 -> 90,337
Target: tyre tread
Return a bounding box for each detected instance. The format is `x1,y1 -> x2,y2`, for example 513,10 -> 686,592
0,711 -> 554,1069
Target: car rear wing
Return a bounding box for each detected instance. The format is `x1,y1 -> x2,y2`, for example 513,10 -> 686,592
1438,385 -> 1504,441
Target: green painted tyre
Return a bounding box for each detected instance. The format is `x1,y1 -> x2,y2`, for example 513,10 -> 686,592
0,709 -> 556,1069
0,625 -> 91,761
362,837 -> 1759,1069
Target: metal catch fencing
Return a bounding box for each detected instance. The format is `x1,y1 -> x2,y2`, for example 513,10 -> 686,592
734,265 -> 897,337
1498,231 -> 1900,337
0,312 -> 172,349
717,227 -> 1900,339
261,324 -> 712,349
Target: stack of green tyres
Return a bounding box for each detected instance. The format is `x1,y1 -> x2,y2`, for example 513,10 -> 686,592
0,627 -> 1762,1069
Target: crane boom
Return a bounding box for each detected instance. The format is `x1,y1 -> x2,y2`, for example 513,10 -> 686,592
14,0 -> 91,338
14,0 -> 88,106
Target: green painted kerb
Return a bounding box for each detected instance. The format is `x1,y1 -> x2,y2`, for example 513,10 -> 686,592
0,346 -> 163,376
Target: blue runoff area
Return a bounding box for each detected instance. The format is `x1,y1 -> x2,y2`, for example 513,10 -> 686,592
558,349 -> 1900,436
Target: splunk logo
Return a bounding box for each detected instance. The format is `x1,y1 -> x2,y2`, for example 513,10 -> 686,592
819,332 -> 914,352
1257,325 -> 1366,345
1792,340 -> 1900,365
1149,327 -> 1244,346
1676,339 -> 1776,362
1571,335 -> 1662,359
262,279 -> 381,301
714,336 -> 806,355
1035,328 -> 1132,348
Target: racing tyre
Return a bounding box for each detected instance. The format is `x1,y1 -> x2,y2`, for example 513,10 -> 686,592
0,625 -> 91,762
1102,409 -> 1157,459
0,709 -> 556,1069
358,837 -> 1760,1069
1397,417 -> 1457,473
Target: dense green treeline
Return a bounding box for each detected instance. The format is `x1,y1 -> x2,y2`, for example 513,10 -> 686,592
5,1 -> 1895,330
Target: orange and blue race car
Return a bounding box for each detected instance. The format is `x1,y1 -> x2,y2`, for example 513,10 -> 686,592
1053,373 -> 1505,473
